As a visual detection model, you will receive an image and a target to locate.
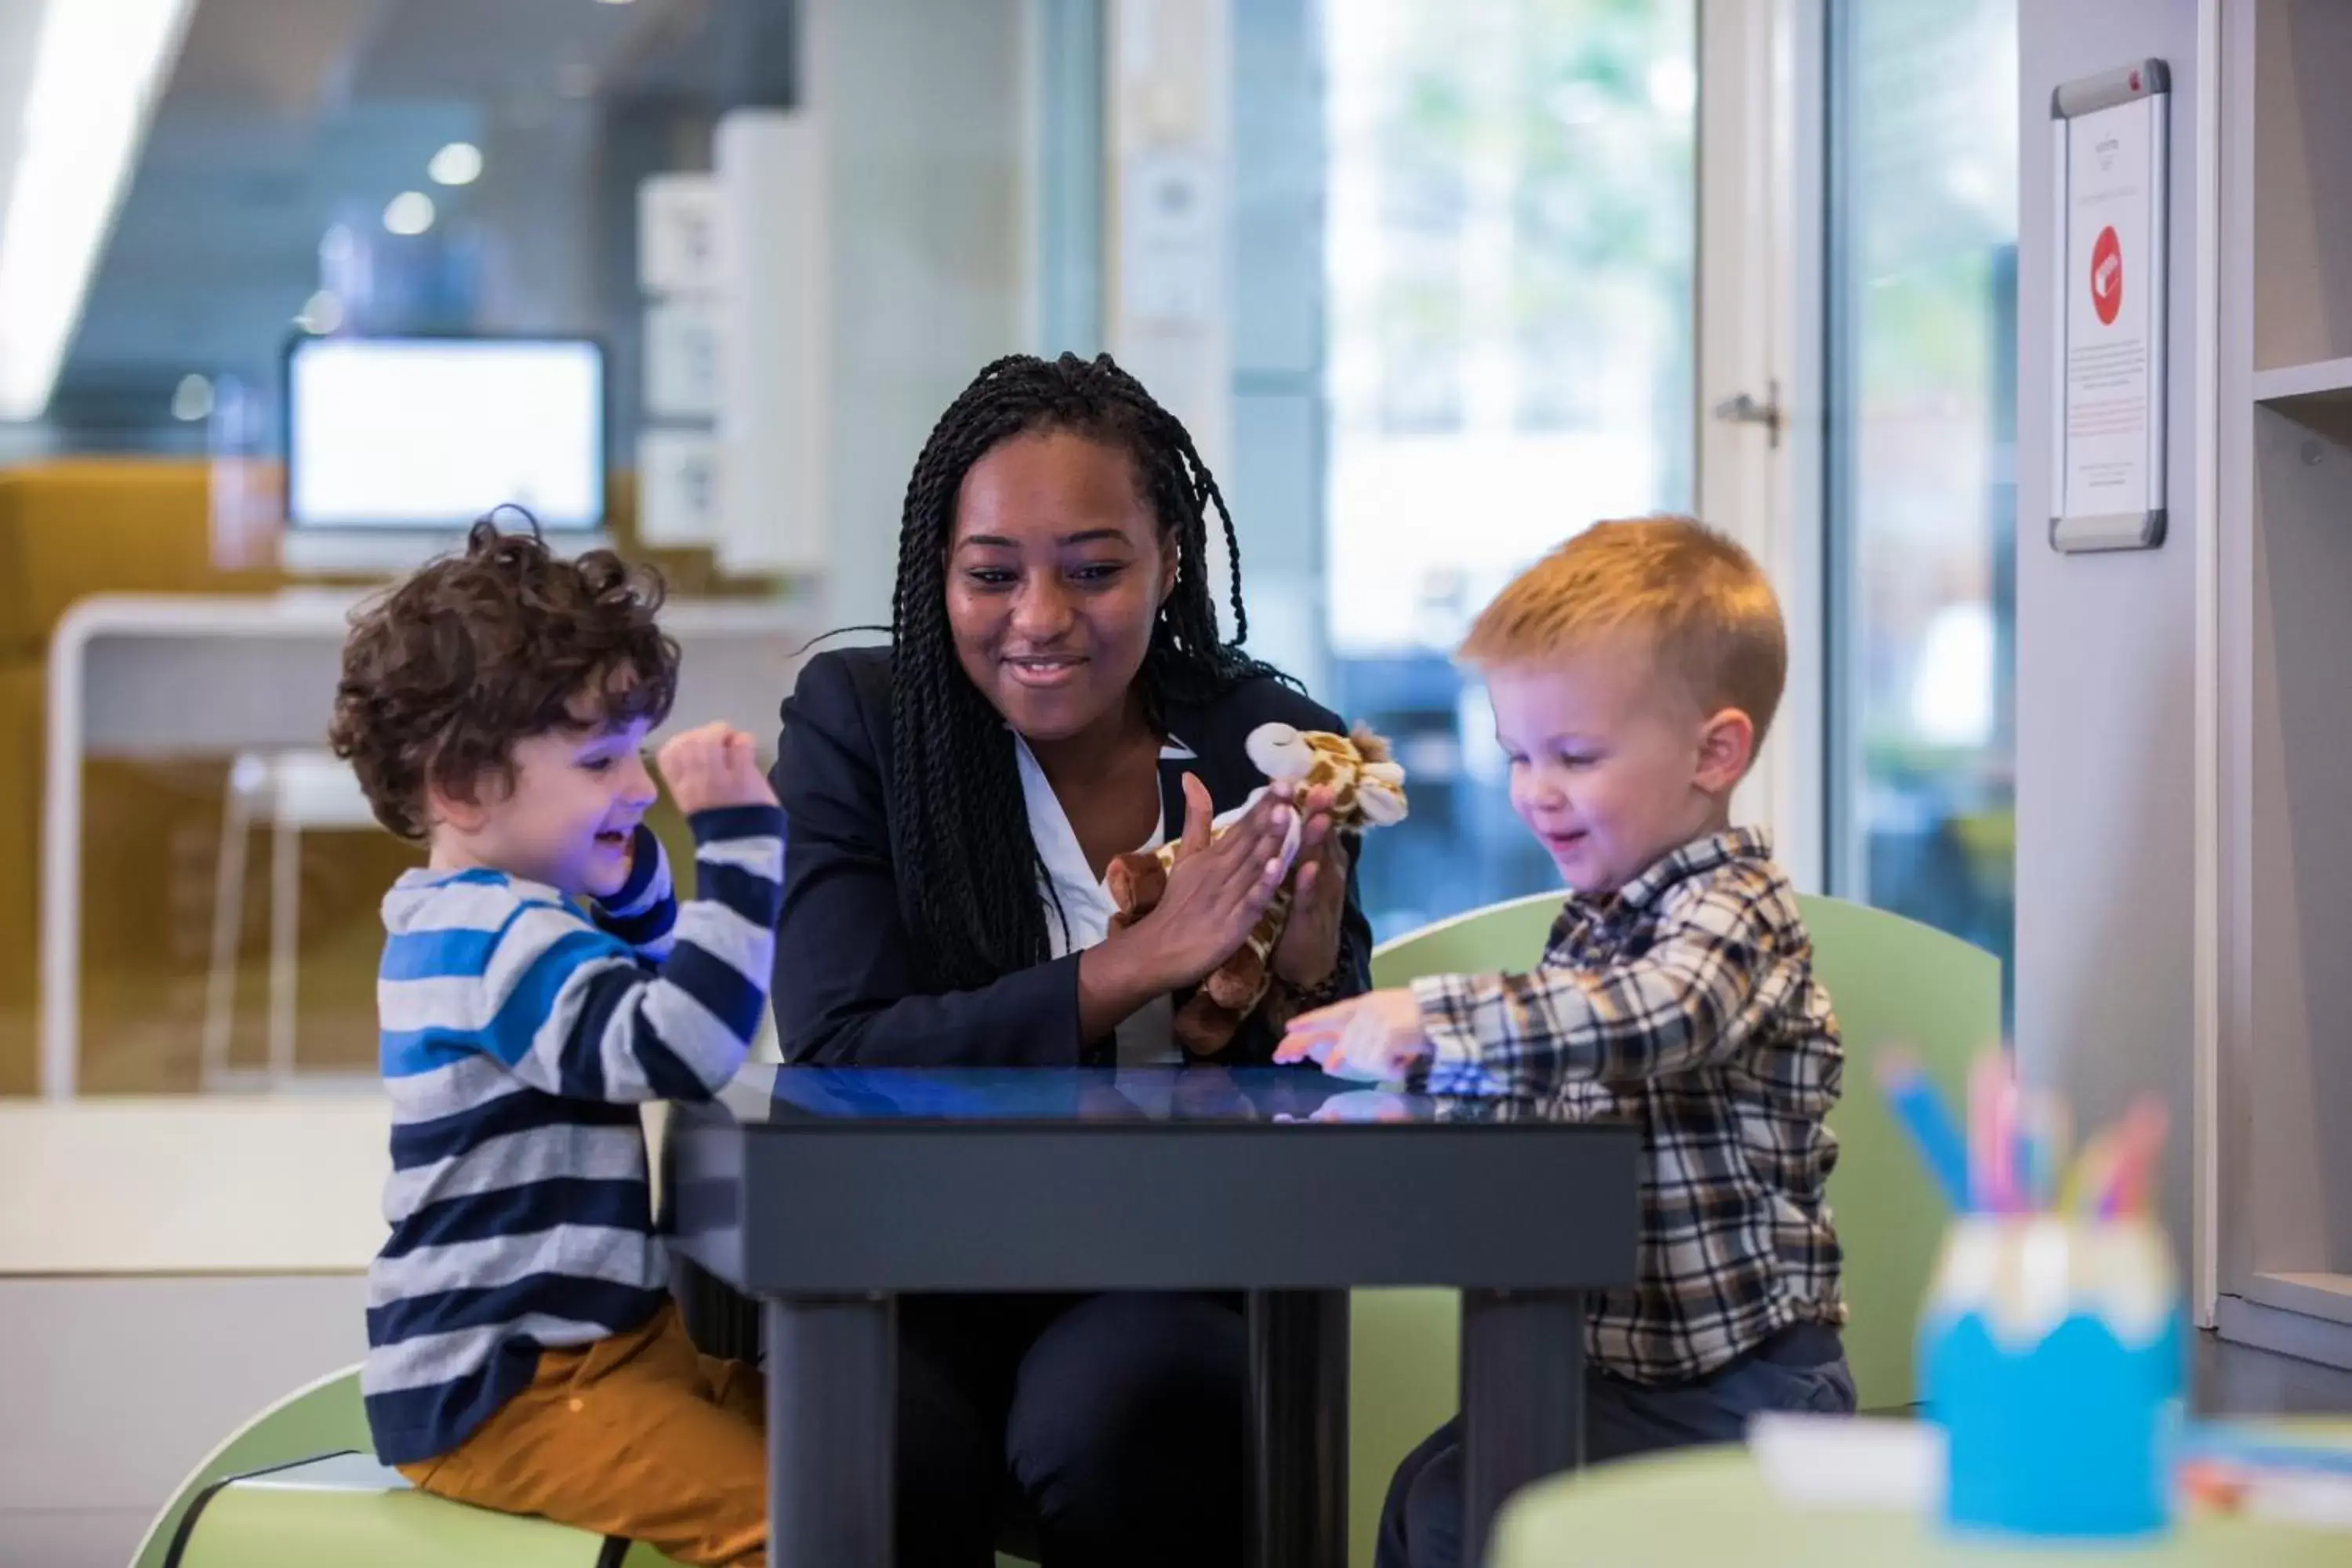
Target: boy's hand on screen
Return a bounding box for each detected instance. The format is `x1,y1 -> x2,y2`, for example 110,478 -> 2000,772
1274,988 -> 1432,1081
657,723 -> 778,815
1309,1088 -> 1415,1123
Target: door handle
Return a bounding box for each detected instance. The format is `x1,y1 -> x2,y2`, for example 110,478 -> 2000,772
1711,381 -> 1784,448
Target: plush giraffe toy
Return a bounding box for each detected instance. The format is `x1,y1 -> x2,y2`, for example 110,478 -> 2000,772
1105,722 -> 1407,1058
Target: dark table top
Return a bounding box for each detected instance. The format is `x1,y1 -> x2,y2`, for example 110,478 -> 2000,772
713,1062 -> 1598,1125
667,1065 -> 1640,1297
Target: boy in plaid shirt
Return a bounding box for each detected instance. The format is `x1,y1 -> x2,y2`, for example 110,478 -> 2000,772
1278,517 -> 1853,1568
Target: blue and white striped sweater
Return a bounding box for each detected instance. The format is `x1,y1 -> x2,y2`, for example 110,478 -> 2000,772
363,804 -> 783,1465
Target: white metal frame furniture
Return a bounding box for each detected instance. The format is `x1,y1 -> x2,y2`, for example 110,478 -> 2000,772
199,750 -> 383,1091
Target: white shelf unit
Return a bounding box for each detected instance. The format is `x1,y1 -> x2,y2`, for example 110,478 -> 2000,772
2247,1272 -> 2352,1329
2214,0 -> 2352,1370
2250,354 -> 2352,406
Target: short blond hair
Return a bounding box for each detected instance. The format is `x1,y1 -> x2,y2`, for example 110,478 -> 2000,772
1460,516 -> 1787,746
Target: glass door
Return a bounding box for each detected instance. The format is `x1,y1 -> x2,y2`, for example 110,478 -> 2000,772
1824,0 -> 2020,993
1317,0 -> 1701,938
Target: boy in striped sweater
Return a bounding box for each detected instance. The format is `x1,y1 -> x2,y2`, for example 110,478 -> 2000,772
328,521 -> 783,1566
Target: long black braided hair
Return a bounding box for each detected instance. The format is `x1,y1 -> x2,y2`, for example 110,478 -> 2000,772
888,351 -> 1291,993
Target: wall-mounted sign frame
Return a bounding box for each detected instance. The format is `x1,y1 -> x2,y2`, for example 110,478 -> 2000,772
2051,59 -> 2170,554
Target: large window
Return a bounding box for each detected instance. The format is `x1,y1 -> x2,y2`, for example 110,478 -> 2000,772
1321,0 -> 1696,938
1826,0 -> 2020,989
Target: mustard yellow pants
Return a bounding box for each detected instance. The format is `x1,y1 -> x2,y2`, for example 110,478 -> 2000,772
397,1304 -> 767,1566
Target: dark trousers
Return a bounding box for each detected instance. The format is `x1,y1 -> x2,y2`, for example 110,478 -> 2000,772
1376,1323 -> 1855,1568
898,1290 -> 1248,1568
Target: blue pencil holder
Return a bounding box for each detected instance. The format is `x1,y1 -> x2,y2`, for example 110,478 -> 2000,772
1917,1216 -> 2186,1541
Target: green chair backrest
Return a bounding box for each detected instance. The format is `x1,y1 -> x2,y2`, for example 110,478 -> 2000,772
1795,893 -> 1996,1408
132,1364 -> 372,1568
1348,891 -> 1998,1553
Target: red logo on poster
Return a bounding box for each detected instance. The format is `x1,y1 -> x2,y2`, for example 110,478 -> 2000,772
2090,225 -> 2122,326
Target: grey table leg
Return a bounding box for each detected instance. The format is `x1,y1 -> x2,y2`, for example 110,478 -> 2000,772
765,1294 -> 895,1567
1460,1289 -> 1583,1568
1247,1288 -> 1350,1568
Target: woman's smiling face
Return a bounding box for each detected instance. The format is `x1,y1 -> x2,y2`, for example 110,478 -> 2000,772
945,429 -> 1175,744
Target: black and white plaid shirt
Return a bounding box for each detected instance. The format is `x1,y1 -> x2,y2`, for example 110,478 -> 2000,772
1409,828 -> 1846,1385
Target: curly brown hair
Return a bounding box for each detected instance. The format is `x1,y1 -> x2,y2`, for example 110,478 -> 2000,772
328,516 -> 680,840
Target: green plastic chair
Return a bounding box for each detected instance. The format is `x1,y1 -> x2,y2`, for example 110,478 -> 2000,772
132,1364 -> 681,1568
132,1363 -> 369,1568
169,1452 -> 673,1568
137,1359 -> 1041,1567
1346,890 -> 1997,1567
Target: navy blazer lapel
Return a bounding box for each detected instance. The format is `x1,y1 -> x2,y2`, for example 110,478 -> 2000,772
1155,690 -> 1224,841
1152,684 -> 1273,843
1156,700 -> 1200,843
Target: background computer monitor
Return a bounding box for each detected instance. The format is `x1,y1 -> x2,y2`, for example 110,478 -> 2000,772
281,335 -> 608,572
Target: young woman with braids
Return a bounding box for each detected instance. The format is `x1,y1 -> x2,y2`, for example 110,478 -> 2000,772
768,353 -> 1371,1564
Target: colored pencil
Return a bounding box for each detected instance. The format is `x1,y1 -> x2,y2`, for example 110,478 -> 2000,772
1876,1054 -> 1972,1213
2099,1098 -> 2169,1218
1879,1047 -> 2168,1226
1968,1054 -> 1999,1211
